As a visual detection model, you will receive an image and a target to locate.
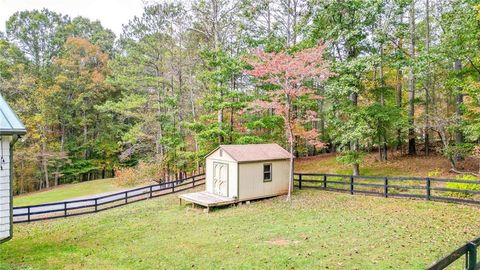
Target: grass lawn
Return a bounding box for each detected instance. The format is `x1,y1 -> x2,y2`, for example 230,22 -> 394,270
13,178 -> 126,206
1,187 -> 479,269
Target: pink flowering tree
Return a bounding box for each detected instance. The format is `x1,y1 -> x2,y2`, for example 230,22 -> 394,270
245,44 -> 332,200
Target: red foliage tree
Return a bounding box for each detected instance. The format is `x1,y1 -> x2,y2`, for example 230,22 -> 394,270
245,43 -> 332,200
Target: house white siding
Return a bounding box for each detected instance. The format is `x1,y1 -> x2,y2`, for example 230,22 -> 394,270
0,137 -> 11,241
238,160 -> 290,200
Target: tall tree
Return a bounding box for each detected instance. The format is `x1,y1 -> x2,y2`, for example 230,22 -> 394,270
407,0 -> 417,155
6,9 -> 69,68
306,0 -> 383,175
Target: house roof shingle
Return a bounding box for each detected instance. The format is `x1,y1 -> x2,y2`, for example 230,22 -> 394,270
216,143 -> 292,162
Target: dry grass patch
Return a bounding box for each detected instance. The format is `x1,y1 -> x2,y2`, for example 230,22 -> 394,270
296,152 -> 478,178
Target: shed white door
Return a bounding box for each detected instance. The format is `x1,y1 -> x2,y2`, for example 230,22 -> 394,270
213,162 -> 228,197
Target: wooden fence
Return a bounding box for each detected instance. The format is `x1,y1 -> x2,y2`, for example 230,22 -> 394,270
294,173 -> 480,205
428,237 -> 480,270
13,173 -> 205,223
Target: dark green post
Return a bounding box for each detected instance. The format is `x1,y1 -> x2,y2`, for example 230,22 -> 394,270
350,176 -> 354,195
298,174 -> 302,190
466,242 -> 477,270
426,178 -> 431,200
384,177 -> 388,198
323,175 -> 327,189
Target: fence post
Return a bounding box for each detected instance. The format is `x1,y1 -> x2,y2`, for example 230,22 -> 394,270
94,199 -> 98,212
149,186 -> 153,198
384,177 -> 388,198
426,178 -> 431,200
299,174 -> 302,190
466,242 -> 477,270
172,182 -> 175,193
64,202 -> 67,217
192,176 -> 196,187
350,176 -> 354,195
27,206 -> 30,222
323,175 -> 327,189
125,192 -> 128,204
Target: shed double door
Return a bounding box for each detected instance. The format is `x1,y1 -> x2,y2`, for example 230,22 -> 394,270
213,162 -> 228,197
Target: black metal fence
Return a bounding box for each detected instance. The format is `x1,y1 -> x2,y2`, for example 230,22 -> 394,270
294,173 -> 480,205
13,173 -> 205,223
428,237 -> 480,270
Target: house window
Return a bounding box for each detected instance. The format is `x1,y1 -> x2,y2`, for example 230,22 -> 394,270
263,164 -> 272,182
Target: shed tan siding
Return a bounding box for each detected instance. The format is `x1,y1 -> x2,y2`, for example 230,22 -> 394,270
205,149 -> 238,198
0,137 -> 11,241
238,160 -> 289,200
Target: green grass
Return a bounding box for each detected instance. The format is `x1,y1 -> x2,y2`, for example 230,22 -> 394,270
1,188 -> 478,269
13,178 -> 124,206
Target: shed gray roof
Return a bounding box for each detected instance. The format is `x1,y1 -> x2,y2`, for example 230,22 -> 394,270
0,94 -> 26,135
214,143 -> 292,162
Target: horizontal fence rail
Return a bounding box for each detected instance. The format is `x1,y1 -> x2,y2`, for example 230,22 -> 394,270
13,173 -> 206,223
428,237 -> 480,270
294,173 -> 480,205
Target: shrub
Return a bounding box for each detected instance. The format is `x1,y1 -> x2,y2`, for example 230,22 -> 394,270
446,175 -> 480,198
336,150 -> 363,166
427,169 -> 441,178
115,162 -> 162,187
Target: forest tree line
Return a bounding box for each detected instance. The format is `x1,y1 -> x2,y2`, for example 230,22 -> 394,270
1,0 -> 480,194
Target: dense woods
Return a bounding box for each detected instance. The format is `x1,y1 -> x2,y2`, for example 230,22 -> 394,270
1,0 -> 480,194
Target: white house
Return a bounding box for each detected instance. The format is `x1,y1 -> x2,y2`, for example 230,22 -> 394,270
180,143 -> 292,210
0,95 -> 26,244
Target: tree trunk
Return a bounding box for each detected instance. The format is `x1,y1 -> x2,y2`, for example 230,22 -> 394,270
424,0 -> 431,156
352,162 -> 360,176
286,0 -> 292,47
55,123 -> 65,186
379,45 -> 387,161
218,110 -> 224,143
155,68 -> 165,162
229,77 -> 236,143
396,66 -> 403,152
408,1 -> 416,156
286,101 -> 294,201
396,13 -> 404,153
454,59 -> 464,145
42,140 -> 49,189
350,91 -> 360,175
287,141 -> 294,200
189,83 -> 200,171
317,83 -> 325,142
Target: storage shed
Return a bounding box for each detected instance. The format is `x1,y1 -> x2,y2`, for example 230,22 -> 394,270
179,144 -> 292,210
0,95 -> 26,244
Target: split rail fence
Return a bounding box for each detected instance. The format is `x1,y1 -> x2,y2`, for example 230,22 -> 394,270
294,173 -> 480,205
13,173 -> 205,223
427,237 -> 480,270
